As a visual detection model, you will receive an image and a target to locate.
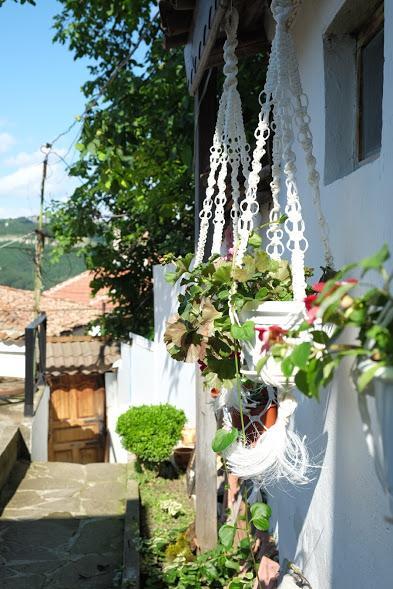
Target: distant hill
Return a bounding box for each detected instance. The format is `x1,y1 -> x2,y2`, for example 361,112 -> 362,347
0,216 -> 36,236
0,217 -> 86,290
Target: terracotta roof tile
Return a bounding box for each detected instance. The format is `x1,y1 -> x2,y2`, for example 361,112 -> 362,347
46,336 -> 120,375
0,285 -> 102,341
44,271 -> 114,310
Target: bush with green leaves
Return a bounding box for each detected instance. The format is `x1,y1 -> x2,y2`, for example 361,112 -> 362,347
116,404 -> 186,466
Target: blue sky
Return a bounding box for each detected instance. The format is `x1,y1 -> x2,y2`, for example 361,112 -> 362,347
0,0 -> 90,218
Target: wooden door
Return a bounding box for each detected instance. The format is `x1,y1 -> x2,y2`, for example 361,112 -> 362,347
48,373 -> 106,464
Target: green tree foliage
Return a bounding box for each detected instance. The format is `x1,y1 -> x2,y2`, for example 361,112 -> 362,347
44,1 -> 266,341
50,1 -> 195,339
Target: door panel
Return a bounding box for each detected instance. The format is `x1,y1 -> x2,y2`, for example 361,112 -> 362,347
48,374 -> 106,464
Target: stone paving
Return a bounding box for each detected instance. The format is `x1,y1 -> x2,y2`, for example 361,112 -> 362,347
0,461 -> 129,589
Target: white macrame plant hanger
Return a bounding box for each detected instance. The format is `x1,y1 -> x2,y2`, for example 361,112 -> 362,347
194,0 -> 334,489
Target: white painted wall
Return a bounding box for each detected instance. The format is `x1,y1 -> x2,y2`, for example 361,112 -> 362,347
31,385 -> 50,461
153,264 -> 196,426
269,1 -> 393,587
0,342 -> 25,378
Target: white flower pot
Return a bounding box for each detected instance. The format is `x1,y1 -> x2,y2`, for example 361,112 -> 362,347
357,362 -> 393,517
238,300 -> 305,388
374,377 -> 393,516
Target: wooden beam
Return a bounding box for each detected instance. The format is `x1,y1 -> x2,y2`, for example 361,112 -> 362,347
206,31 -> 270,69
159,1 -> 193,36
169,0 -> 195,9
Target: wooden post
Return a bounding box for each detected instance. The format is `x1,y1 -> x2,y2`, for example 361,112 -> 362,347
194,68 -> 218,551
195,371 -> 217,551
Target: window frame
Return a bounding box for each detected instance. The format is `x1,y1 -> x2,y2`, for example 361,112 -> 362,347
355,4 -> 384,164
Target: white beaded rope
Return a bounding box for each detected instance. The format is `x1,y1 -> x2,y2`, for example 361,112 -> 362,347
236,0 -> 333,281
195,7 -> 250,265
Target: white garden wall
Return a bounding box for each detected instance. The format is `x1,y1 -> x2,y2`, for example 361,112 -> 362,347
269,1 -> 393,587
0,342 -> 25,378
108,266 -> 196,459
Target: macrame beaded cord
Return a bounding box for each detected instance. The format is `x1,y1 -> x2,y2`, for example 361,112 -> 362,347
195,7 -> 250,265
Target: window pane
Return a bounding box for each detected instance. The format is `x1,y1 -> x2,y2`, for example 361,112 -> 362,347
360,26 -> 384,160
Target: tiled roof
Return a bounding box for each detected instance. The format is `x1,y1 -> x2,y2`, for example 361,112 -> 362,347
0,285 -> 102,341
44,271 -> 114,310
46,336 -> 120,376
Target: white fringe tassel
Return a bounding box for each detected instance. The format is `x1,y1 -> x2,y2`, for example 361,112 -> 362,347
223,393 -> 311,487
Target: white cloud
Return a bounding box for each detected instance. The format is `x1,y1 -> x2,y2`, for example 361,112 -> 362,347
0,132 -> 15,154
3,150 -> 43,168
0,148 -> 79,217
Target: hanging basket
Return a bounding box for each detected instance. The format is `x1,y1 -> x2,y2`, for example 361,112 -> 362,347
238,300 -> 305,384
191,0 -> 334,489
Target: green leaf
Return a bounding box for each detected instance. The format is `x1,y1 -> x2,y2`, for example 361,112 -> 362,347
212,428 -> 238,453
218,524 -> 236,550
281,356 -> 294,377
256,355 -> 268,374
248,232 -> 262,248
230,320 -> 255,342
255,286 -> 269,300
213,264 -> 232,284
322,360 -> 337,382
207,357 -> 236,380
359,244 -> 390,271
224,559 -> 240,571
164,271 -> 177,284
250,502 -> 272,531
295,369 -> 310,396
310,330 -> 329,345
255,251 -> 271,273
290,342 -> 311,369
239,537 -> 251,550
357,362 -> 383,392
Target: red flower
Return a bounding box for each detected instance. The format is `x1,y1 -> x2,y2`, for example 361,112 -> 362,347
304,293 -> 320,324
210,387 -> 221,398
255,325 -> 287,352
304,294 -> 318,311
197,360 -> 207,372
312,282 -> 325,293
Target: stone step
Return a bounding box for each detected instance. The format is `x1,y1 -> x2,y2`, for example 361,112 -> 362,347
0,461 -> 138,589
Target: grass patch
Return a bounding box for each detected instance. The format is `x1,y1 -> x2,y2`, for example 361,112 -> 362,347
133,464 -> 194,588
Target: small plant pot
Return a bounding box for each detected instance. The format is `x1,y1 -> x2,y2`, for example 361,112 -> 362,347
230,386 -> 278,446
238,300 -> 305,385
173,447 -> 194,471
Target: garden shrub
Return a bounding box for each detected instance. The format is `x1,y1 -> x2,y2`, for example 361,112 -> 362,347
116,404 -> 186,466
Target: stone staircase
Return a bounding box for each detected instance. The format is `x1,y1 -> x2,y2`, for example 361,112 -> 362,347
0,461 -> 139,589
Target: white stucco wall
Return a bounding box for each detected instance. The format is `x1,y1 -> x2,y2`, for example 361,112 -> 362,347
0,342 -> 25,378
105,371 -> 129,463
269,1 -> 393,587
31,385 -> 50,461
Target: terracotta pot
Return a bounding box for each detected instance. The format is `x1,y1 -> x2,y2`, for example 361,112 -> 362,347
230,387 -> 278,446
173,447 -> 193,470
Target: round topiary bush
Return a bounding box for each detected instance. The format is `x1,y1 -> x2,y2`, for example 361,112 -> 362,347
116,404 -> 186,467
